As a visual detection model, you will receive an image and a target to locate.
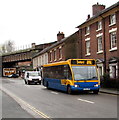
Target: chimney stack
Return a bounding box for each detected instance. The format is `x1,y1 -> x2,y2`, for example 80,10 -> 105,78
57,31 -> 65,41
92,2 -> 105,16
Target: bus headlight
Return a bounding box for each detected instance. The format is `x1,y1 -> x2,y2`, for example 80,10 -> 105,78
94,84 -> 98,87
74,85 -> 79,87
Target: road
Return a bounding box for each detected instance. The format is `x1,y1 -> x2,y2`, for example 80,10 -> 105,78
0,77 -> 118,119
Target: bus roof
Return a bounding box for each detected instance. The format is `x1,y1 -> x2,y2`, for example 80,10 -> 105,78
43,61 -> 68,67
43,59 -> 96,67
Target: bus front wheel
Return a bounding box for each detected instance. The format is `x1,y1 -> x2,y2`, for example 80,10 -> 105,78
93,90 -> 99,94
46,82 -> 49,89
67,86 -> 72,94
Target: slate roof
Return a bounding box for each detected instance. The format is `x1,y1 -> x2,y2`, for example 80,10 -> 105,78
32,31 -> 78,58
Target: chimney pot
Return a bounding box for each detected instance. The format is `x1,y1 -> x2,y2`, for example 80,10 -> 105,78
87,14 -> 90,20
57,31 -> 65,41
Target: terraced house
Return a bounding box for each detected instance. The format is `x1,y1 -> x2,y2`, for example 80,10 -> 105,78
77,2 -> 119,85
32,31 -> 79,69
33,2 -> 119,87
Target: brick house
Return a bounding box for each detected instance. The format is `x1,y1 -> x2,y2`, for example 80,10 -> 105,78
32,31 -> 79,69
76,2 -> 119,83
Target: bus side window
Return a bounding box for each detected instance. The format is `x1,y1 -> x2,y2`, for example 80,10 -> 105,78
64,65 -> 72,80
68,66 -> 72,80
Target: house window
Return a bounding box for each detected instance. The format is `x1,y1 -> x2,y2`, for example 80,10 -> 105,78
85,40 -> 90,55
40,56 -> 42,66
110,32 -> 117,50
85,26 -> 90,35
54,50 -> 57,61
45,54 -> 48,64
97,36 -> 103,52
109,14 -> 116,25
59,47 -> 62,60
42,55 -> 44,65
110,64 -> 117,78
97,21 -> 102,30
49,51 -> 52,62
98,66 -> 103,77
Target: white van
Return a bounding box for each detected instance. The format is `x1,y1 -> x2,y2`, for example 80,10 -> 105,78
24,71 -> 41,85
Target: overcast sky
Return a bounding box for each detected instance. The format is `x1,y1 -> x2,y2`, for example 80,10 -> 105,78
0,0 -> 118,49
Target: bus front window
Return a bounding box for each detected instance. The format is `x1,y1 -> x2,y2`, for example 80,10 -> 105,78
72,66 -> 97,81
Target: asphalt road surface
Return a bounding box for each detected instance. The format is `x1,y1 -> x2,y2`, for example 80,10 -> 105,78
0,77 -> 118,119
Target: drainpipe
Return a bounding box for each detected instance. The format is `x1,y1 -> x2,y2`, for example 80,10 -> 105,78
79,29 -> 83,59
100,15 -> 107,75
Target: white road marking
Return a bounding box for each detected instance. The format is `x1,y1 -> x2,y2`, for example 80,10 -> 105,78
51,91 -> 58,95
77,98 -> 95,104
25,85 -> 31,87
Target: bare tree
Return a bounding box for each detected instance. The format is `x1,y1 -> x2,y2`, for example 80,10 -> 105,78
6,40 -> 15,52
0,40 -> 15,54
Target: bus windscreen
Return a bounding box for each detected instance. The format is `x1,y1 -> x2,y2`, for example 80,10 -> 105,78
72,66 -> 97,81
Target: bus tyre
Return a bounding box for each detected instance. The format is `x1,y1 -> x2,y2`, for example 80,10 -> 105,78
67,86 -> 72,94
46,82 -> 49,89
93,90 -> 99,94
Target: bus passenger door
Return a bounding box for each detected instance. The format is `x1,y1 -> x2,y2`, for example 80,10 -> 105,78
61,79 -> 67,85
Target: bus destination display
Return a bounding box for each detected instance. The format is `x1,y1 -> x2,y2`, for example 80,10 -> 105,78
71,60 -> 96,65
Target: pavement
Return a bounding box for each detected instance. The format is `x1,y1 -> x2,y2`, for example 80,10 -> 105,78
1,91 -> 35,119
100,87 -> 119,95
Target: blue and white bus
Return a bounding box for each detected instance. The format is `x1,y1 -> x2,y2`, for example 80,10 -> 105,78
42,59 -> 100,94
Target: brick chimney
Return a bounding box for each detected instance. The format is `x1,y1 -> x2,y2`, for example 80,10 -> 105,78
92,2 -> 105,16
57,31 -> 65,41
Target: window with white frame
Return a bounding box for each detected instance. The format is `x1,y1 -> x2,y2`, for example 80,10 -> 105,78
45,53 -> 48,64
97,36 -> 103,52
98,66 -> 103,77
59,47 -> 62,59
85,26 -> 90,35
110,32 -> 117,50
85,40 -> 90,55
109,64 -> 117,78
109,14 -> 116,25
97,21 -> 102,30
49,51 -> 52,62
54,50 -> 57,61
42,55 -> 44,65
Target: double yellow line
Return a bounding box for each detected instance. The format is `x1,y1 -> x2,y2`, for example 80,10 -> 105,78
16,97 -> 52,120
0,86 -> 52,120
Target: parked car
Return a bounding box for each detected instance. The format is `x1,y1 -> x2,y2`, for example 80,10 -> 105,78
24,71 -> 41,85
8,73 -> 19,78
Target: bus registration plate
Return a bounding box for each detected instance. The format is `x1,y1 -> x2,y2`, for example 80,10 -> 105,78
83,88 -> 90,90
